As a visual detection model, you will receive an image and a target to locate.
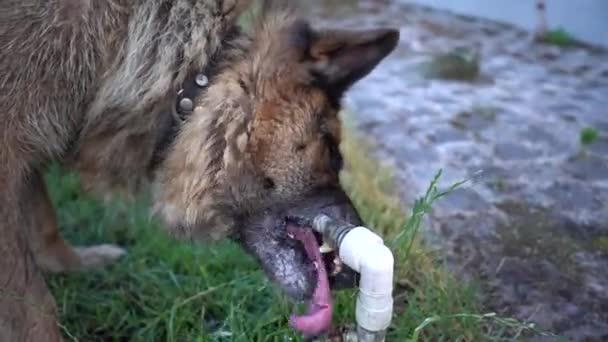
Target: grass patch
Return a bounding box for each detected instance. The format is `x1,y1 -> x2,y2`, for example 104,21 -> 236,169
591,236 -> 608,253
580,127 -> 600,146
45,123 -> 551,341
541,28 -> 576,47
425,47 -> 481,82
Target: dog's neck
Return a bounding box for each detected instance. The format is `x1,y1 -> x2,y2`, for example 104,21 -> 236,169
149,26 -> 246,171
149,69 -> 214,170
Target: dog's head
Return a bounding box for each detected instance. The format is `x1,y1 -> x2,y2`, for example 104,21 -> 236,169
156,1 -> 398,304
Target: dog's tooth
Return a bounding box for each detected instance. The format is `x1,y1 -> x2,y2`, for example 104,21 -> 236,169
331,256 -> 343,276
319,240 -> 334,253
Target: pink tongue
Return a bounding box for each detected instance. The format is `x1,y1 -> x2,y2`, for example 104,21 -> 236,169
286,225 -> 333,337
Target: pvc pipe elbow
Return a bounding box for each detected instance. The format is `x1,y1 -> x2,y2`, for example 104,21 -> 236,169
338,227 -> 384,270
338,227 -> 394,332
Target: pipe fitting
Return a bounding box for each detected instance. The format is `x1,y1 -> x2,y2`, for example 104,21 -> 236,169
342,228 -> 393,333
313,214 -> 357,247
313,214 -> 394,341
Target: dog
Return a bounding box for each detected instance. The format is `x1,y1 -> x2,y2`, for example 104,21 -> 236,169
0,0 -> 399,339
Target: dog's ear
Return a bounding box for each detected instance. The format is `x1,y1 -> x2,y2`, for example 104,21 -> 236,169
248,4 -> 398,98
308,28 -> 399,99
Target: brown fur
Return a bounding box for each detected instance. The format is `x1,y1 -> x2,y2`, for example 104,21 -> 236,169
0,0 -> 398,340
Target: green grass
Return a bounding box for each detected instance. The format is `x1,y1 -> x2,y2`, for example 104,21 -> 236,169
580,127 -> 600,146
45,125 -> 552,341
425,47 -> 481,82
541,28 -> 576,47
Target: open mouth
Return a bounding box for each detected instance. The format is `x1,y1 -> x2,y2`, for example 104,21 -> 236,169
237,190 -> 362,337
284,218 -> 343,337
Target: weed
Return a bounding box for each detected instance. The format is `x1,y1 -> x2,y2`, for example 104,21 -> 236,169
425,47 -> 481,81
591,236 -> 608,253
542,28 -> 576,47
580,127 -> 600,146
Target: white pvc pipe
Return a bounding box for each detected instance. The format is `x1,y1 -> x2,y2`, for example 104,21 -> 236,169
313,215 -> 394,342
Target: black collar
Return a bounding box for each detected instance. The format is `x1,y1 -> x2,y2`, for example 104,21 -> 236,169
148,26 -> 244,172
149,69 -> 212,170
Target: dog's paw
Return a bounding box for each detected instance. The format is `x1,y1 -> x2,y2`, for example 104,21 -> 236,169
75,244 -> 127,269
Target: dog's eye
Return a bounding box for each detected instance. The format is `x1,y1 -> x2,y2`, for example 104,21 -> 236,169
263,177 -> 275,190
295,143 -> 306,152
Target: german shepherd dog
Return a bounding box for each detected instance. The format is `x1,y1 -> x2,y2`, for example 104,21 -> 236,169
0,0 -> 398,339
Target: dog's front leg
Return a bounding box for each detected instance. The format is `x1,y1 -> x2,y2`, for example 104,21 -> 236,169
0,167 -> 63,341
24,171 -> 127,273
